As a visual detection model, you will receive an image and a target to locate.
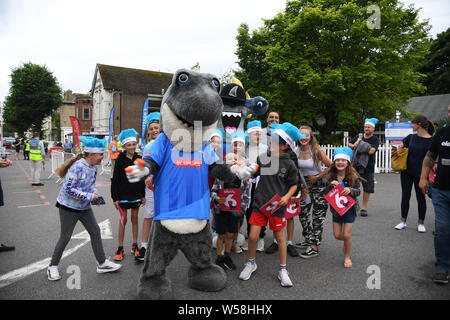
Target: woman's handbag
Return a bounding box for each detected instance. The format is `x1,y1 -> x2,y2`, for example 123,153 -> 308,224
391,147 -> 408,171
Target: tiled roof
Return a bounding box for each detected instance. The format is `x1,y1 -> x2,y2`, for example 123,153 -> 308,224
92,64 -> 173,95
403,93 -> 450,123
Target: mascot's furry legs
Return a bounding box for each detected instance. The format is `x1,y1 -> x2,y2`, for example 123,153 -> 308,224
138,221 -> 225,300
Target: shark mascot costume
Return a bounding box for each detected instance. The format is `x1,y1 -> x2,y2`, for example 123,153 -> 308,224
218,80 -> 268,154
125,69 -> 257,300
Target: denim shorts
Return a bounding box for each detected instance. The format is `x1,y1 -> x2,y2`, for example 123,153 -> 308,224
332,208 -> 356,224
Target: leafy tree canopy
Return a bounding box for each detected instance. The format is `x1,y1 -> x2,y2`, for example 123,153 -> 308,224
4,62 -> 62,134
417,27 -> 450,95
235,0 -> 431,142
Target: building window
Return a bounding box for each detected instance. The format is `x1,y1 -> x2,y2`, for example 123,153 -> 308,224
83,107 -> 90,121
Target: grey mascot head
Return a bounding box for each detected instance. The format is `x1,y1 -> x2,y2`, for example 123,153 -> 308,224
160,69 -> 223,152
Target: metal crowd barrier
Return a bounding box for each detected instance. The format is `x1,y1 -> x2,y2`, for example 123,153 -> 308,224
48,151 -> 76,183
99,151 -> 111,176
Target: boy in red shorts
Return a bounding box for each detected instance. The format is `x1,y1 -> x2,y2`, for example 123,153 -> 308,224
239,123 -> 299,287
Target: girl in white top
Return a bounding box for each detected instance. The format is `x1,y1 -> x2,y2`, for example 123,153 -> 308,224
295,126 -> 332,259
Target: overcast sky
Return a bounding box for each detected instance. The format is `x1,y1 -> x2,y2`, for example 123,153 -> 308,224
0,0 -> 449,105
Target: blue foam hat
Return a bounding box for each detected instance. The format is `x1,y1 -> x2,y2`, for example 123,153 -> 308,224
231,131 -> 247,145
210,127 -> 225,141
79,136 -> 107,154
272,122 -> 305,150
246,120 -> 262,134
333,147 -> 353,162
364,118 -> 378,128
118,128 -> 138,145
146,112 -> 160,127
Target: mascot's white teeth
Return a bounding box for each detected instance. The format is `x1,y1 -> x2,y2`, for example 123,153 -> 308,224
222,112 -> 241,118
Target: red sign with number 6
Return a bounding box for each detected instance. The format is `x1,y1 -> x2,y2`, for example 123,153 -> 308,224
325,184 -> 356,216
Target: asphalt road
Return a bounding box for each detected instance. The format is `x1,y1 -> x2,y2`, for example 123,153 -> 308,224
0,156 -> 449,300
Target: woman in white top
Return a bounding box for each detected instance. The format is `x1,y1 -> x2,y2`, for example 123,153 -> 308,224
295,126 -> 332,259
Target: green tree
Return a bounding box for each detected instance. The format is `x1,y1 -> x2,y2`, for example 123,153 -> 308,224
417,27 -> 450,95
235,0 -> 431,142
3,62 -> 62,134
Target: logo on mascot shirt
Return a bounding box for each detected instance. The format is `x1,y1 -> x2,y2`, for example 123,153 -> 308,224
175,158 -> 202,168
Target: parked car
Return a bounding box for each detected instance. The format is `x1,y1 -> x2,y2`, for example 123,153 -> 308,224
2,137 -> 16,149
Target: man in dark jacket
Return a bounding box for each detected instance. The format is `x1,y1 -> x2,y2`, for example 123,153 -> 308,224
348,118 -> 379,216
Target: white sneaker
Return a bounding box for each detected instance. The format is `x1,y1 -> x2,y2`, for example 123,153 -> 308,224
239,262 -> 257,281
418,225 -> 426,233
97,259 -> 122,273
278,269 -> 293,287
256,238 -> 265,252
394,222 -> 407,230
47,266 -> 61,281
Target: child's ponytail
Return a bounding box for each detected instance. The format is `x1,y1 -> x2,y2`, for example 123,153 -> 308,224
55,153 -> 84,178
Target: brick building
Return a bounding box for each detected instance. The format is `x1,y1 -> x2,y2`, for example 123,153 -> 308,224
74,93 -> 93,134
90,64 -> 173,137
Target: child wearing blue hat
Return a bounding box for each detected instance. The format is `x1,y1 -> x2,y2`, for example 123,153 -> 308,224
323,147 -> 362,268
48,137 -> 121,281
231,131 -> 252,253
262,123 -> 306,258
211,131 -> 251,268
209,128 -> 225,158
111,129 -> 146,261
247,120 -> 268,163
146,112 -> 160,142
240,124 -> 299,287
136,113 -> 161,262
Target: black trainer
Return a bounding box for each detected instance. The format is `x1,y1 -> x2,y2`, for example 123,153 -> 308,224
265,242 -> 278,254
300,246 -> 319,259
287,244 -> 299,257
223,253 -> 236,270
294,240 -> 312,249
215,255 -> 228,271
135,247 -> 146,262
432,270 -> 449,284
0,244 -> 15,252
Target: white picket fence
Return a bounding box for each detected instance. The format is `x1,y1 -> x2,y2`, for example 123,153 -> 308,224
320,141 -> 393,173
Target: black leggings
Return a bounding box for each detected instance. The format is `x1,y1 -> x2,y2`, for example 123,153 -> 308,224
400,172 -> 426,224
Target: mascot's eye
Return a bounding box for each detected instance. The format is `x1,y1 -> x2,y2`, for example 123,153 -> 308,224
211,79 -> 220,90
257,101 -> 263,108
177,73 -> 190,84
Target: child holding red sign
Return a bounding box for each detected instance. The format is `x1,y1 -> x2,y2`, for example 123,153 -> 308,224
239,123 -> 299,287
211,149 -> 251,271
324,147 -> 362,268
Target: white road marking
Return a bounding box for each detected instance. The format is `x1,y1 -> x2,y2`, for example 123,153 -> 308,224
0,219 -> 113,289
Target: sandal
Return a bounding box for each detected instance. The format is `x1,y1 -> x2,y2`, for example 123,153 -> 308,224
344,259 -> 352,268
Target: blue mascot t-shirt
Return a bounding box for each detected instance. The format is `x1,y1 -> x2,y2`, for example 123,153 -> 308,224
143,133 -> 219,221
